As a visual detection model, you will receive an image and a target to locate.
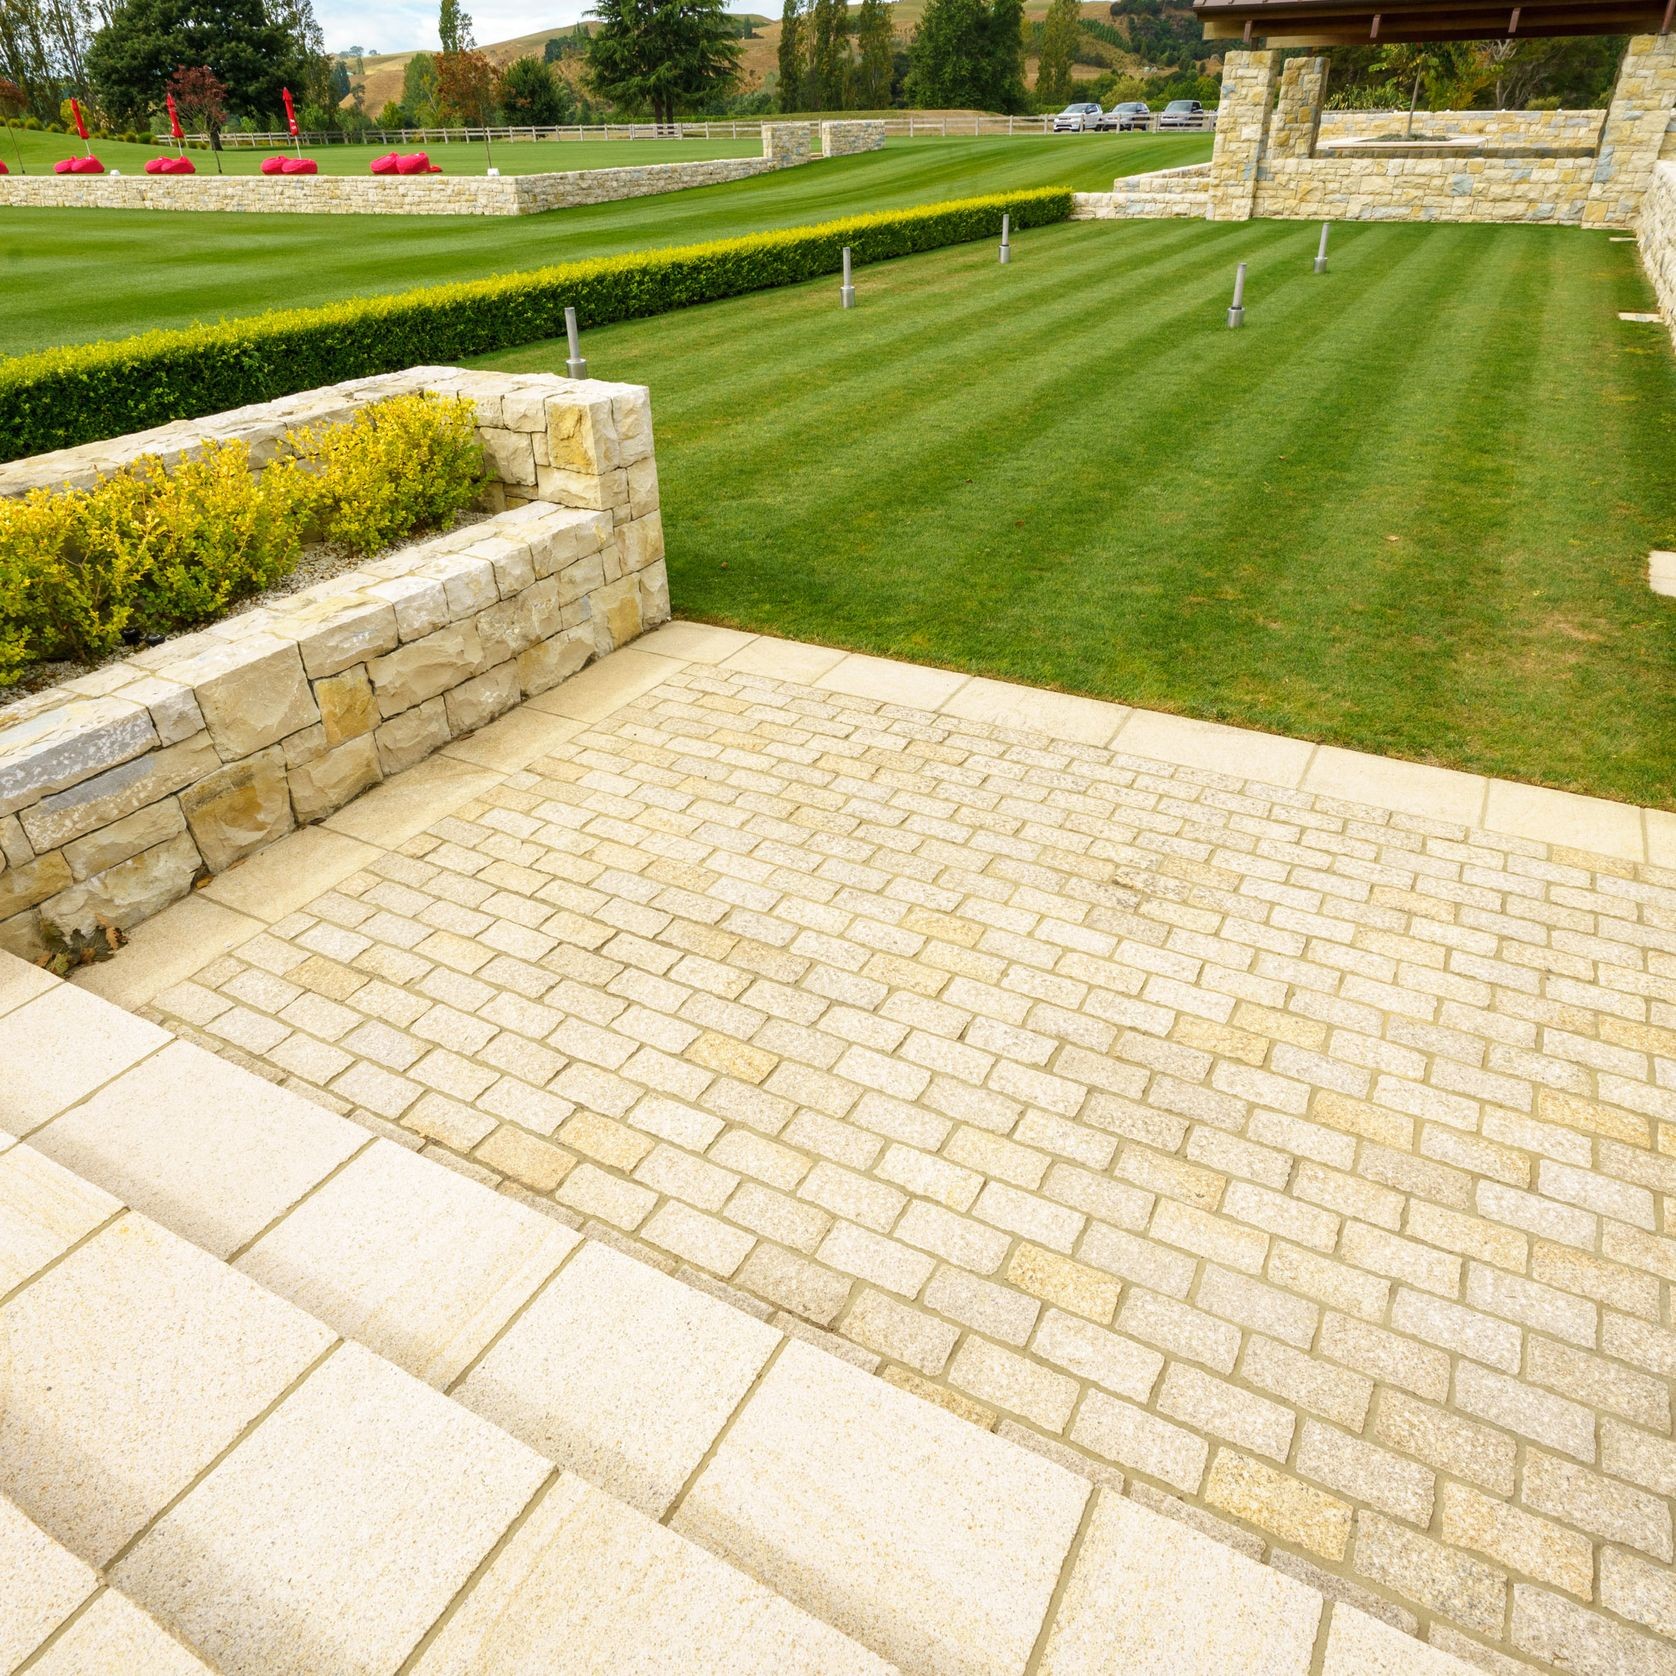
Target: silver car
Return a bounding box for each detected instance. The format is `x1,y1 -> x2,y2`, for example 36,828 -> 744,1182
1157,99 -> 1207,129
1052,103 -> 1103,133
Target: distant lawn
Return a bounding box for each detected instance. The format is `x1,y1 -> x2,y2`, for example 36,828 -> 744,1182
477,218 -> 1676,810
0,133 -> 1206,356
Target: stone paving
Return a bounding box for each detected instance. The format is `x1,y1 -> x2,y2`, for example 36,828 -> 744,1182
122,626 -> 1676,1676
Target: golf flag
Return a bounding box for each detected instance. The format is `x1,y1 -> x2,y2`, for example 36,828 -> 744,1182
69,97 -> 89,140
281,86 -> 298,137
166,91 -> 184,141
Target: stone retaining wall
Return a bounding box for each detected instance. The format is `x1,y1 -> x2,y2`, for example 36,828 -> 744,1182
0,123 -> 835,217
1641,160 -> 1676,351
1072,163 -> 1211,220
1319,109 -> 1606,146
0,368 -> 670,960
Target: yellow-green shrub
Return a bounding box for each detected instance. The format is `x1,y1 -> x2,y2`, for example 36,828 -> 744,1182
0,394 -> 483,687
287,393 -> 484,557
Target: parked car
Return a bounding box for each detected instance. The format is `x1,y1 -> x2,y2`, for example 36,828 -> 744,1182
1097,101 -> 1152,131
1052,102 -> 1104,133
1157,99 -> 1207,129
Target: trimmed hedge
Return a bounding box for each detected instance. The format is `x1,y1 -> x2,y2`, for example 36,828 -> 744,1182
0,189 -> 1072,462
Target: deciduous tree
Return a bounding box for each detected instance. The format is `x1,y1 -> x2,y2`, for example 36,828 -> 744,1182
1035,0 -> 1077,105
438,0 -> 471,54
853,0 -> 892,107
775,0 -> 801,110
435,45 -> 496,121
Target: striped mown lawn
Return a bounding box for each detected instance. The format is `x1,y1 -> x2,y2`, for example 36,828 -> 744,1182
0,134 -> 1206,357
477,217 -> 1676,809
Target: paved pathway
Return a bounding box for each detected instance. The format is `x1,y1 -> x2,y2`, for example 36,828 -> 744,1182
99,625 -> 1676,1676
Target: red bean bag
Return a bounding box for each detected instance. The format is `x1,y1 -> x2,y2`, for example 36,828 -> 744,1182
280,157 -> 317,175
260,155 -> 287,174
54,155 -> 104,174
145,155 -> 196,175
394,151 -> 433,175
370,151 -> 399,175
0,160 -> 8,175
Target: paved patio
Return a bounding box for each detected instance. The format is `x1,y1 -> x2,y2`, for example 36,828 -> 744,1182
86,624 -> 1676,1676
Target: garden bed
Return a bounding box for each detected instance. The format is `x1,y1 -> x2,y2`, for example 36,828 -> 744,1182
0,366 -> 669,962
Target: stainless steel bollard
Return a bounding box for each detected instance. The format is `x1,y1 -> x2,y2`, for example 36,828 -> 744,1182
1228,261 -> 1247,329
564,307 -> 587,378
1314,223 -> 1330,274
841,245 -> 855,310
1000,213 -> 1011,265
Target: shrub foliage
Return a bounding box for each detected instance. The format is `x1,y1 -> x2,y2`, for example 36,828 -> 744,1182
0,191 -> 1073,462
0,394 -> 483,685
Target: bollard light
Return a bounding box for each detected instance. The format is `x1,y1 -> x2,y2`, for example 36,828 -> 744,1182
1000,213 -> 1011,265
1314,223 -> 1330,274
1228,261 -> 1247,329
841,245 -> 855,310
565,306 -> 587,378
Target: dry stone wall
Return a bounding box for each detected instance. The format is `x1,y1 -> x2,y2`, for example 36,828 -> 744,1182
1072,163 -> 1211,219
0,368 -> 670,960
0,123 -> 851,217
820,120 -> 888,158
1641,160 -> 1676,351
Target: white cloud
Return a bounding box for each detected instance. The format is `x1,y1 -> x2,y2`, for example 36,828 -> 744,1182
321,0 -> 596,55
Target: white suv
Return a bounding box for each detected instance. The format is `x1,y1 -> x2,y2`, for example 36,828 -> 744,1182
1052,103 -> 1103,133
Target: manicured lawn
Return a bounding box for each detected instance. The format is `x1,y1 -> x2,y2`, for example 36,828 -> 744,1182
0,134 -> 1206,356
478,217 -> 1676,809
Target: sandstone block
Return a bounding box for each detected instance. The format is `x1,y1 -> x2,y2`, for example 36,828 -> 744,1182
363,574 -> 449,641
627,455 -> 660,519
291,600 -> 399,679
314,668 -> 378,746
289,735 -> 381,824
591,577 -> 644,655
194,643 -> 320,759
374,697 -> 450,776
0,698 -> 159,818
517,629 -> 593,697
444,664 -> 520,737
477,427 -> 538,488
368,623 -> 484,718
0,907 -> 48,961
545,394 -> 620,475
0,850 -> 73,919
62,798 -> 185,881
0,815 -> 29,868
41,831 -> 202,938
180,747 -> 293,872
18,733 -> 219,853
619,513 -> 666,574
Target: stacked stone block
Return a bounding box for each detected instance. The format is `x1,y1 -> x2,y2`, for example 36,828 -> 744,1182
1319,109 -> 1606,146
820,121 -> 888,158
1640,161 -> 1676,350
1206,51 -> 1278,221
1268,57 -> 1327,162
0,124 -> 848,217
0,368 -> 670,960
1072,164 -> 1211,220
1584,31 -> 1676,228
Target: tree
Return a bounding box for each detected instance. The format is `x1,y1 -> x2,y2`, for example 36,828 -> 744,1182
907,0 -> 1025,110
986,0 -> 1026,110
776,0 -> 801,110
167,62 -> 225,166
1035,0 -> 1076,105
438,0 -> 471,53
435,45 -> 495,120
806,0 -> 845,109
500,52 -> 570,122
401,49 -> 438,120
86,0 -> 302,126
852,0 -> 891,107
1373,40 -> 1470,133
584,0 -> 740,127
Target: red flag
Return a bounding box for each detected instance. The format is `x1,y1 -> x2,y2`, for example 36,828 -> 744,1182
166,91 -> 184,141
69,97 -> 89,140
281,86 -> 298,138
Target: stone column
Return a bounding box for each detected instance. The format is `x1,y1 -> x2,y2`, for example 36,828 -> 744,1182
761,123 -> 814,167
1268,55 -> 1327,161
1583,33 -> 1676,229
1206,50 -> 1279,221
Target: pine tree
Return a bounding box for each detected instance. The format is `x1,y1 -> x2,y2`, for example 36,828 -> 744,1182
585,0 -> 741,125
776,0 -> 802,111
853,0 -> 892,108
1036,0 -> 1078,106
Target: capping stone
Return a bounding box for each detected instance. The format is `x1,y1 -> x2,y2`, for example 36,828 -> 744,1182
0,697 -> 158,818
191,642 -> 320,759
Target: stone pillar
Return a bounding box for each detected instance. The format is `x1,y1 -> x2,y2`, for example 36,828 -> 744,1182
1206,50 -> 1278,221
1268,55 -> 1327,161
761,123 -> 814,167
1583,33 -> 1676,229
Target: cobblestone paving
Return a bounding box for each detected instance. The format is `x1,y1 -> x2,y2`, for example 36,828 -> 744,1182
149,661 -> 1676,1675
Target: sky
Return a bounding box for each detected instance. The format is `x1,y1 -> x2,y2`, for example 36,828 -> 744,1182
321,0 -> 595,56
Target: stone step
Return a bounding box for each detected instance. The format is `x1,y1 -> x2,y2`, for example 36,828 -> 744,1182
0,1126 -> 893,1674
0,1491 -> 218,1673
1,950 -> 1482,1676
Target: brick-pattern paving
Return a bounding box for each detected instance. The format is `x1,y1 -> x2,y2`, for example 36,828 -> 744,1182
150,664 -> 1676,1674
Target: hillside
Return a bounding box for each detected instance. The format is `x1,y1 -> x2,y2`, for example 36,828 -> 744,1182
339,1 -> 1211,113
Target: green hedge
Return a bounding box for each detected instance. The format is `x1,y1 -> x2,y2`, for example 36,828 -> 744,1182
0,189 -> 1072,462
